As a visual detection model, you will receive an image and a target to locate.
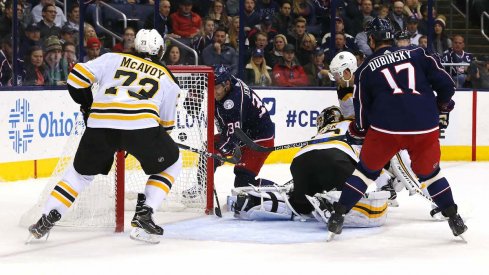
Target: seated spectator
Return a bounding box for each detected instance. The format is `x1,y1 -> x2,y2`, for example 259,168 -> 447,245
418,35 -> 428,49
321,17 -> 356,51
286,16 -> 308,51
245,48 -> 272,86
20,24 -> 42,59
43,35 -> 68,86
354,16 -> 373,56
247,15 -> 278,49
256,0 -> 280,20
272,44 -> 308,86
62,42 -> 76,72
388,0 -> 407,33
170,0 -> 202,42
272,1 -> 293,36
324,33 -> 352,63
227,0 -> 239,16
246,32 -> 269,62
227,16 -> 239,51
403,0 -> 422,19
467,55 -> 489,89
64,3 -> 80,33
406,16 -> 422,45
83,23 -> 98,48
0,35 -> 26,86
193,18 -> 215,55
144,0 -> 176,38
207,0 -> 231,31
376,4 -> 389,19
24,45 -> 47,86
432,17 -> 451,56
37,4 -> 61,40
303,47 -> 331,87
442,35 -> 473,88
59,25 -> 77,46
267,34 -> 287,68
201,27 -> 238,75
31,0 -> 66,27
162,45 -> 184,65
291,0 -> 320,36
0,0 -> 26,38
243,0 -> 261,34
296,33 -> 317,66
84,37 -> 106,62
112,27 -> 136,54
417,4 -> 437,37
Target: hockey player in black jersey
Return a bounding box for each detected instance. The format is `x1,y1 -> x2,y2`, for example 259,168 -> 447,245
327,17 -> 467,241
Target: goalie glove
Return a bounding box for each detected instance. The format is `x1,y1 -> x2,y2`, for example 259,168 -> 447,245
346,121 -> 366,145
437,99 -> 455,130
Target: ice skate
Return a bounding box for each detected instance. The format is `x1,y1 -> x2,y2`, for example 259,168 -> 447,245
326,203 -> 346,242
442,205 -> 468,242
305,194 -> 333,223
381,178 -> 399,207
26,209 -> 61,244
130,194 -> 163,244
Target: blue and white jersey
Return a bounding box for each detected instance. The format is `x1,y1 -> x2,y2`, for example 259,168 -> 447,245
353,46 -> 455,134
215,78 -> 275,152
442,49 -> 474,77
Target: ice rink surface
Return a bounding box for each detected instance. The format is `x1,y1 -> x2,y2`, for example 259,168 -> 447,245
1,162 -> 488,275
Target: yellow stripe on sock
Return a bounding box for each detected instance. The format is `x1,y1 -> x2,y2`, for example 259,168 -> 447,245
160,171 -> 174,184
51,191 -> 72,208
58,181 -> 78,198
147,180 -> 170,194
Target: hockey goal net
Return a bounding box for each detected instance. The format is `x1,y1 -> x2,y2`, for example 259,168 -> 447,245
20,66 -> 215,232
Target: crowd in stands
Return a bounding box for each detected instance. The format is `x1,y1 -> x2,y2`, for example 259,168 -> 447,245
0,0 -> 488,88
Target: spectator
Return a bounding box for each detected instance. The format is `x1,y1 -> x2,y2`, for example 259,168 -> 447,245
24,45 -> 47,86
245,48 -> 272,86
64,3 -> 80,32
62,41 -> 76,72
112,27 -> 136,53
348,0 -> 376,36
0,35 -> 26,86
170,0 -> 202,42
267,33 -> 287,68
324,33 -> 351,63
256,0 -> 280,20
84,37 -> 104,62
272,0 -> 293,36
83,23 -> 97,48
207,0 -> 230,31
31,0 -> 66,27
243,0 -> 261,34
417,4 -> 437,36
467,55 -> 489,89
43,35 -> 68,86
287,16 -> 308,51
144,0 -> 176,38
406,16 -> 422,45
227,16 -> 239,51
37,4 -> 61,40
272,44 -> 308,86
292,0 -> 320,35
59,25 -> 76,46
354,16 -> 373,56
162,45 -> 184,65
201,27 -> 238,75
376,4 -> 389,19
388,0 -> 407,33
0,0 -> 26,38
418,35 -> 428,49
247,15 -> 278,49
404,0 -> 422,19
193,17 -> 215,55
296,33 -> 317,66
442,35 -> 473,88
432,17 -> 451,56
226,0 -> 239,16
20,24 -> 42,59
303,46 -> 331,86
321,17 -> 356,51
244,32 -> 269,66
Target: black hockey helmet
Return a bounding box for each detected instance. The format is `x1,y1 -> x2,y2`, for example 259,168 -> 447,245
396,30 -> 411,40
365,17 -> 395,42
317,106 -> 343,131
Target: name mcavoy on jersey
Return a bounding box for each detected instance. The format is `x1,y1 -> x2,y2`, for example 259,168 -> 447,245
368,50 -> 412,71
120,57 -> 166,79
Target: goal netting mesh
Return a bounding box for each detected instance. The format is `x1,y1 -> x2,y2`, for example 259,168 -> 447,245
20,66 -> 215,231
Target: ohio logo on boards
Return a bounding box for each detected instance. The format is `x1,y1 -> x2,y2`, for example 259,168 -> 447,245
8,98 -> 34,154
262,97 -> 276,115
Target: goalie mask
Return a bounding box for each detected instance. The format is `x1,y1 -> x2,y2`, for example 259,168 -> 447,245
328,51 -> 357,87
135,29 -> 164,56
317,106 -> 343,131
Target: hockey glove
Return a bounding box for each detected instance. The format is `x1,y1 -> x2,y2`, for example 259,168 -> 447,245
80,105 -> 91,126
437,99 -> 455,130
346,121 -> 366,145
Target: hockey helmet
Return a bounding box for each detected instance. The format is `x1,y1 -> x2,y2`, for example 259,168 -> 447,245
214,65 -> 232,85
365,17 -> 395,42
135,29 -> 164,56
328,51 -> 357,86
317,106 -> 343,131
396,30 -> 411,40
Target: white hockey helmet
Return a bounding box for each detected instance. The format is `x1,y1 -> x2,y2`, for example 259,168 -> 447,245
328,51 -> 358,86
134,29 -> 164,56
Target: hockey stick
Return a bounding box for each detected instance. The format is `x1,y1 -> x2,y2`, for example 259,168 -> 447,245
177,143 -> 242,164
234,128 -> 345,152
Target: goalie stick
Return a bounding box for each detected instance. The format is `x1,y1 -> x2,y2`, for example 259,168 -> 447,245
177,143 -> 242,164
234,128 -> 345,152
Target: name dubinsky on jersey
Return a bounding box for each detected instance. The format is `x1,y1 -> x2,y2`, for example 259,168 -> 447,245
67,53 -> 180,131
215,78 -> 274,150
354,46 -> 455,134
294,120 -> 360,162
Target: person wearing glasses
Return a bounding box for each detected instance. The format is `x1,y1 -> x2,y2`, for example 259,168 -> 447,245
36,4 -> 61,40
31,0 -> 66,27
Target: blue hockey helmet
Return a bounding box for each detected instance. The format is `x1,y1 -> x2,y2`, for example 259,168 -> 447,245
365,17 -> 395,41
214,65 -> 232,85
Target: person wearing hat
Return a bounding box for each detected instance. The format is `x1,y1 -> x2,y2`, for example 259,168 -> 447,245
43,35 -> 68,86
169,0 -> 202,40
245,48 -> 272,86
84,37 -> 103,62
60,25 -> 77,46
406,16 -> 422,45
272,43 -> 308,86
432,16 -> 452,56
303,47 -> 331,86
19,24 -> 42,59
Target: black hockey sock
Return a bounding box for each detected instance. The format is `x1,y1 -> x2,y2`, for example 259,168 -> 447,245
338,175 -> 368,211
427,177 -> 455,211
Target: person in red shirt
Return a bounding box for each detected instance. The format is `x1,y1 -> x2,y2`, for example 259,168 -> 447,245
272,44 -> 309,86
169,0 -> 202,41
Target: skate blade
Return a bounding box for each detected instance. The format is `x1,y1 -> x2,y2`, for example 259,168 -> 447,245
326,231 -> 336,242
388,199 -> 399,207
130,227 -> 161,244
457,233 -> 468,243
25,231 -> 49,245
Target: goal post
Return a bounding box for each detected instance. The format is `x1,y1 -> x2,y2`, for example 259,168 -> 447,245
20,65 -> 216,232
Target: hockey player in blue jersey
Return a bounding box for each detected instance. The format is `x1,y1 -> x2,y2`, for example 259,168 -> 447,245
213,65 -> 275,188
326,18 -> 467,241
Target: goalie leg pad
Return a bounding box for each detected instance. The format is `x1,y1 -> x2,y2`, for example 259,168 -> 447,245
228,188 -> 293,220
